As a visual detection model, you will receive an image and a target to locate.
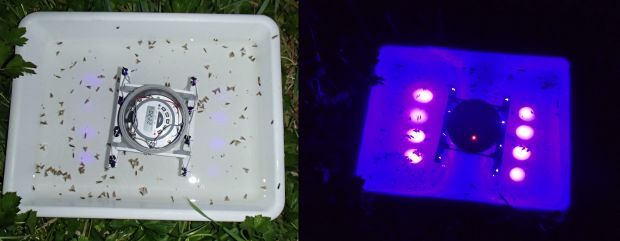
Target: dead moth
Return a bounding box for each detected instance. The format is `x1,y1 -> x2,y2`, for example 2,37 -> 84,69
95,87 -> 100,92
166,39 -> 171,44
78,162 -> 85,174
244,194 -> 248,199
212,88 -> 221,94
97,74 -> 105,79
84,98 -> 89,104
272,35 -> 279,39
203,48 -> 207,53
69,185 -> 76,192
229,52 -> 235,58
54,75 -> 61,79
86,85 -> 92,89
227,86 -> 236,91
39,144 -> 47,151
128,158 -> 139,168
94,154 -> 100,160
225,196 -> 230,201
57,41 -> 63,45
181,43 -> 188,50
243,168 -> 249,173
83,57 -> 86,62
56,51 -> 60,56
40,121 -> 48,125
58,109 -> 64,116
240,47 -> 246,56
138,40 -> 143,45
136,59 -> 141,64
239,115 -> 246,119
256,91 -> 262,96
258,77 -> 262,86
138,187 -> 148,196
248,56 -> 256,62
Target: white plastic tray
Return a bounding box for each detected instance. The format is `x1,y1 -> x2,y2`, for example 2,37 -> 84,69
3,12 -> 284,221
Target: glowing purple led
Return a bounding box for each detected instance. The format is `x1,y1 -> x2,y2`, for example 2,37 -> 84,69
404,149 -> 423,164
516,125 -> 534,140
410,109 -> 428,123
406,129 -> 426,143
519,107 -> 535,121
512,145 -> 532,161
413,88 -> 433,103
510,167 -> 525,182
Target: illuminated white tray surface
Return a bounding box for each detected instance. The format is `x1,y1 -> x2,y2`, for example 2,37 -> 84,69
3,12 -> 284,221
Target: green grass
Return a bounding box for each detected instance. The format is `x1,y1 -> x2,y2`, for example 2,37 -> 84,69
0,0 -> 298,240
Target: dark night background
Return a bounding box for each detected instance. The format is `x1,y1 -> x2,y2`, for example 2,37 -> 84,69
299,0 -> 620,240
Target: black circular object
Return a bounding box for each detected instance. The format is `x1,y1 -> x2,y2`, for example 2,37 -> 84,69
446,99 -> 502,153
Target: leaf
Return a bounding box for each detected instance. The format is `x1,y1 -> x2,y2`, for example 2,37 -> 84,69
186,198 -> 246,241
1,54 -> 37,78
0,27 -> 27,46
15,210 -> 37,233
257,0 -> 270,15
0,192 -> 21,228
140,221 -> 175,241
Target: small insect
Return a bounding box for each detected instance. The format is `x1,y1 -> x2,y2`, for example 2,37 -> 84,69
70,89 -> 74,94
252,43 -> 258,48
243,168 -> 249,173
54,75 -> 61,79
69,144 -> 75,148
272,35 -> 279,39
180,43 -> 189,50
135,170 -> 138,176
244,106 -> 248,111
68,185 -> 76,192
260,186 -> 267,190
202,48 -> 207,53
136,59 -> 141,64
82,57 -> 86,62
80,197 -> 85,200
170,196 -> 174,202
72,152 -> 74,158
138,40 -> 143,45
258,77 -> 261,86
95,87 -> 100,92
227,86 -> 236,91
248,56 -> 256,62
244,194 -> 248,199
213,38 -> 218,42
239,136 -> 246,141
108,88 -> 113,92
126,46 -> 131,50
57,41 -> 63,45
94,154 -> 100,160
60,68 -> 65,71
112,191 -> 116,198
277,183 -> 281,189
256,91 -> 262,96
59,101 -> 64,107
239,115 -> 246,119
222,45 -> 228,48
71,126 -> 75,131
230,139 -> 241,146
229,52 -> 235,58
225,102 -> 230,106
40,121 -> 48,125
116,198 -> 121,201
240,47 -> 246,56
78,163 -> 85,174
166,39 -> 171,44
83,132 -> 87,139
58,109 -> 64,116
164,82 -> 170,87
128,158 -> 139,168
204,65 -> 210,70
139,187 -> 148,196
69,61 -> 77,69
39,144 -> 47,151
32,185 -> 35,191
87,192 -> 93,198
86,85 -> 92,89
40,113 -> 46,117
56,51 -> 60,56
82,146 -> 87,152
97,74 -> 105,79
139,166 -> 144,172
148,40 -> 156,45
210,199 -> 214,205
109,176 -> 115,179
208,72 -> 213,78
96,180 -> 102,184
225,196 -> 230,201
84,98 -> 89,104
212,88 -> 221,94
116,26 -> 119,29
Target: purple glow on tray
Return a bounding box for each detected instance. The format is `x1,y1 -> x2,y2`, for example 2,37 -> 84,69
510,167 -> 526,182
356,45 -> 571,211
409,109 -> 428,123
406,129 -> 426,143
516,125 -> 534,140
413,88 -> 434,103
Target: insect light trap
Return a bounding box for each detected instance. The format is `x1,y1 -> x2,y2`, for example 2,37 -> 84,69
107,67 -> 198,176
356,46 -> 571,211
